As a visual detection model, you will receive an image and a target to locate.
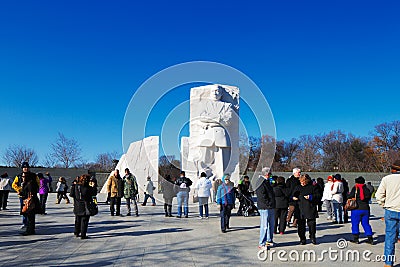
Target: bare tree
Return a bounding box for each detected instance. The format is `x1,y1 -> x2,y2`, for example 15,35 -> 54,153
42,153 -> 57,168
95,152 -> 119,172
293,135 -> 321,171
51,133 -> 82,168
159,155 -> 180,179
370,121 -> 400,171
238,133 -> 250,174
2,145 -> 39,167
273,138 -> 300,171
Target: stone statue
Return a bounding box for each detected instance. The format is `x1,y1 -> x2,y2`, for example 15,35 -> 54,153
181,84 -> 239,184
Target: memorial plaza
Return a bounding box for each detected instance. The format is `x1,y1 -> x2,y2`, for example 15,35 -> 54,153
0,193 -> 396,267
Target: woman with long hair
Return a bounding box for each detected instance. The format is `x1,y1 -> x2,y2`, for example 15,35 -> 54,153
70,174 -> 97,239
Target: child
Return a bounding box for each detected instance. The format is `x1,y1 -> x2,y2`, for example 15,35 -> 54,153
56,177 -> 70,204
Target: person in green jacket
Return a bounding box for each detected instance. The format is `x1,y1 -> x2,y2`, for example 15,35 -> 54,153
123,168 -> 139,216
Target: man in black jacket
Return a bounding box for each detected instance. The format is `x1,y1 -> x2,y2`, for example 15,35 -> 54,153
286,167 -> 301,227
175,171 -> 192,218
256,167 -> 276,249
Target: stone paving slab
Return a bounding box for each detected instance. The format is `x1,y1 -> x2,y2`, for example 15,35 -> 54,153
0,193 -> 398,267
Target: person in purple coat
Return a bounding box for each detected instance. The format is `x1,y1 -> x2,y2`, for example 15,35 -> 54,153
38,173 -> 52,215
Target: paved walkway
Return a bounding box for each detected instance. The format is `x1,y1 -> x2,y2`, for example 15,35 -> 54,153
0,193 -> 398,267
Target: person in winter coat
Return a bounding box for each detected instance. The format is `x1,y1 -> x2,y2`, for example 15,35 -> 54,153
56,177 -> 70,204
315,178 -> 324,212
19,171 -> 41,235
292,174 -> 321,245
286,167 -> 301,228
38,172 -> 51,214
123,168 -> 139,216
342,178 -> 350,223
376,160 -> 400,267
348,176 -> 374,245
161,175 -> 176,217
256,167 -> 276,248
331,174 -> 344,224
107,169 -> 124,216
70,174 -> 97,239
321,176 -> 334,220
273,176 -> 289,235
12,162 -> 40,229
0,172 -> 12,210
142,176 -> 156,206
175,171 -> 193,218
216,174 -> 235,233
195,172 -> 212,219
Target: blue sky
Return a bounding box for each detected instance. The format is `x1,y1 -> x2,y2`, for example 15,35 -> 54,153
1,1 -> 399,165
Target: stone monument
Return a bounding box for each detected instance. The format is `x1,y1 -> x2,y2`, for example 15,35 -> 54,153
100,136 -> 159,194
181,84 -> 240,185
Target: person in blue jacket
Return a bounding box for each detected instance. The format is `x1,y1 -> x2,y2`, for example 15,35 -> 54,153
216,174 -> 235,233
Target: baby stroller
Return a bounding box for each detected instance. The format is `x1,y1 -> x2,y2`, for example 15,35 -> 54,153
236,191 -> 259,217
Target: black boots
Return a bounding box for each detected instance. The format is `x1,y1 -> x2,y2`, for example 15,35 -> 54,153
350,234 -> 359,244
164,204 -> 173,217
350,235 -> 373,245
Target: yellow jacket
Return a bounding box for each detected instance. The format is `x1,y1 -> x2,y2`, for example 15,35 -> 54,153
12,172 -> 40,194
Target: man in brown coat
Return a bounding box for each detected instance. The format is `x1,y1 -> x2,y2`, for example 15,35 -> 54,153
107,169 -> 124,216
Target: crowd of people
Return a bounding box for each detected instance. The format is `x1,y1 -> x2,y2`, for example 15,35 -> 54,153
3,159 -> 400,266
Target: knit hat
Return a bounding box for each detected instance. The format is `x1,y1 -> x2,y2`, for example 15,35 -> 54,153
0,172 -> 7,178
333,173 -> 342,180
327,175 -> 333,182
21,161 -> 30,168
355,176 -> 365,184
200,172 -> 207,177
391,160 -> 400,171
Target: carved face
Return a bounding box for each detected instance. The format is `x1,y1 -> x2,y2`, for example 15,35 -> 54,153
210,86 -> 222,101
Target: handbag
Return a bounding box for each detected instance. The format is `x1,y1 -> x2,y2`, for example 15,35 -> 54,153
85,200 -> 98,216
21,193 -> 35,214
344,187 -> 358,211
193,194 -> 199,203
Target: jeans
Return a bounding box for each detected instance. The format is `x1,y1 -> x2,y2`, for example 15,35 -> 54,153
324,199 -> 333,219
177,191 -> 189,216
143,194 -> 156,205
384,209 -> 400,266
19,197 -> 27,225
350,209 -> 373,236
220,204 -> 233,231
259,209 -> 275,245
332,201 -> 343,222
125,197 -> 139,215
198,197 -> 209,217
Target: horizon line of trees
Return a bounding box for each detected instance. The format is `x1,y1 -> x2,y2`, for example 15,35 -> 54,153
2,121 -> 399,174
240,120 -> 400,173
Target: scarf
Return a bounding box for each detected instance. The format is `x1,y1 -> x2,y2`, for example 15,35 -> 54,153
355,184 -> 364,200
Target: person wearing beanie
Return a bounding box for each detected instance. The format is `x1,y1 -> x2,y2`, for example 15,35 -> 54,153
12,162 -> 40,231
376,159 -> 400,267
348,176 -> 374,245
194,172 -> 212,219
